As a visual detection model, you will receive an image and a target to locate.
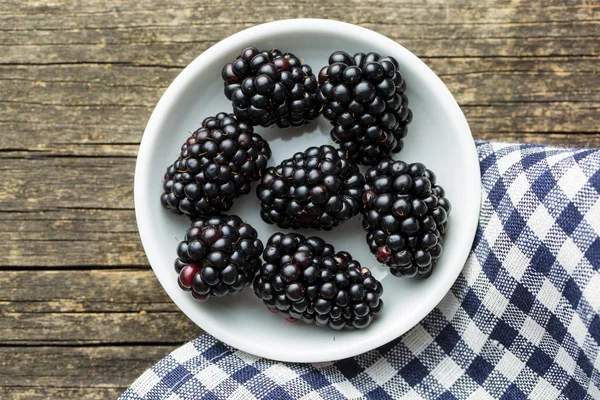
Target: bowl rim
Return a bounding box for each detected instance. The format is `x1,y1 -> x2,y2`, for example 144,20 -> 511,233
134,18 -> 481,362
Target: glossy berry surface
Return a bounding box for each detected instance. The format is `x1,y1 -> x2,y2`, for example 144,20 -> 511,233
222,47 -> 320,128
160,113 -> 271,218
253,233 -> 383,330
256,145 -> 364,230
175,215 -> 264,300
318,51 -> 412,165
362,159 -> 451,278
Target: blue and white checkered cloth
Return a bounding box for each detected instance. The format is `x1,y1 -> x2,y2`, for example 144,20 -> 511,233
122,142 -> 600,400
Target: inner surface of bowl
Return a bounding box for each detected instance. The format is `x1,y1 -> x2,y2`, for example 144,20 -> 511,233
135,19 -> 480,362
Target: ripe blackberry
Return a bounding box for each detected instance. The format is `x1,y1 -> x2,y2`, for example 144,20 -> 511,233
362,159 -> 451,278
317,51 -> 412,165
253,233 -> 384,330
175,215 -> 264,301
256,145 -> 364,230
222,47 -> 320,128
161,113 -> 271,218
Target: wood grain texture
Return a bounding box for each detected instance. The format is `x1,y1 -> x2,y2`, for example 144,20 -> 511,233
0,0 -> 598,398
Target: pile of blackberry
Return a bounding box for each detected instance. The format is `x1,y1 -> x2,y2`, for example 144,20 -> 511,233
161,113 -> 271,217
362,159 -> 451,278
157,43 -> 454,330
222,47 -> 320,128
256,145 -> 364,230
253,233 -> 383,330
176,215 -> 264,301
317,51 -> 412,165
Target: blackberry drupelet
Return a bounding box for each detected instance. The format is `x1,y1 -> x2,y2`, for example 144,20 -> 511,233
317,51 -> 412,165
161,113 -> 271,218
175,215 -> 264,301
256,145 -> 364,230
362,159 -> 451,278
222,47 -> 320,128
253,233 -> 384,330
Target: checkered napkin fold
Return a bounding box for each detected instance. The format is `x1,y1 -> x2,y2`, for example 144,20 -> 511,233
121,142 -> 600,400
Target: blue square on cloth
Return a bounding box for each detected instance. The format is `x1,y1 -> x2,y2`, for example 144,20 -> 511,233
505,209 -> 527,242
531,244 -> 555,275
511,283 -> 535,314
531,170 -> 556,201
556,203 -> 583,235
162,365 -> 192,393
488,179 -> 507,209
585,237 -> 600,269
436,325 -> 461,354
264,386 -> 295,400
546,313 -> 567,343
400,359 -> 429,386
231,365 -> 260,383
462,289 -> 481,317
466,356 -> 493,384
202,342 -> 231,363
500,383 -> 527,400
563,379 -> 587,400
365,387 -> 393,400
576,349 -> 593,378
563,277 -> 583,308
334,358 -> 363,379
483,252 -> 502,282
521,151 -> 545,170
437,391 -> 459,400
590,315 -> 600,344
526,348 -> 553,376
573,149 -> 596,162
490,320 -> 518,349
301,370 -> 330,390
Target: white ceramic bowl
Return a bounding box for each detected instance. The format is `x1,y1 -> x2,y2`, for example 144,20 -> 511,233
135,19 -> 480,362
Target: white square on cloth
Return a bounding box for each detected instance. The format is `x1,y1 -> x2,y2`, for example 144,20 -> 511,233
263,364 -> 299,385
520,317 -> 545,346
496,351 -> 524,381
508,173 -> 530,206
365,358 -> 397,386
537,280 -> 562,312
530,378 -> 560,399
432,357 -> 463,388
194,364 -> 229,390
171,342 -> 201,364
132,369 -> 162,397
331,381 -> 363,399
558,164 -> 588,200
557,238 -> 583,274
503,246 -> 529,280
528,205 -> 555,240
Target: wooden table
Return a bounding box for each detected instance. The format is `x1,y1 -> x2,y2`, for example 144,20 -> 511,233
0,0 -> 597,398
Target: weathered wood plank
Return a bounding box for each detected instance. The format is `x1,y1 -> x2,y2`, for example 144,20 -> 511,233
0,311 -> 200,344
0,387 -> 124,400
0,210 -> 148,267
0,157 -> 134,210
0,345 -> 175,388
0,270 -> 175,313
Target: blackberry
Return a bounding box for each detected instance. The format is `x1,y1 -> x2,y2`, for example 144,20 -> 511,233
256,145 -> 364,230
362,159 -> 451,278
175,215 -> 264,301
161,113 -> 271,218
317,51 -> 412,165
253,233 -> 383,330
222,47 -> 320,128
